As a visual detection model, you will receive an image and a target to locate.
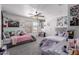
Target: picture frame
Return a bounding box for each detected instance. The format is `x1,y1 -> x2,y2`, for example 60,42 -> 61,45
70,5 -> 79,26
8,20 -> 19,27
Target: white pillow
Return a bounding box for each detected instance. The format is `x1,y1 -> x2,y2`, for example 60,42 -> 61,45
45,36 -> 65,42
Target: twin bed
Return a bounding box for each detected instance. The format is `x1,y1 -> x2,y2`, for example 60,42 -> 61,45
3,34 -> 36,48
39,36 -> 68,55
11,34 -> 35,45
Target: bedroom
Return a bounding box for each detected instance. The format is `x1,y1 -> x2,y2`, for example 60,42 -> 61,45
0,4 -> 79,55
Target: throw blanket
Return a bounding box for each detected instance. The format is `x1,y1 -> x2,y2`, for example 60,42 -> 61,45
11,34 -> 32,45
39,36 -> 67,55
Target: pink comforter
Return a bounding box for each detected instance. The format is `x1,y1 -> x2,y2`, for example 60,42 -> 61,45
11,34 -> 32,45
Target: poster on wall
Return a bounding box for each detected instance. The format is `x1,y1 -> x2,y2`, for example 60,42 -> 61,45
57,16 -> 68,27
70,5 -> 79,16
8,20 -> 19,27
70,5 -> 79,26
70,17 -> 79,26
3,16 -> 19,27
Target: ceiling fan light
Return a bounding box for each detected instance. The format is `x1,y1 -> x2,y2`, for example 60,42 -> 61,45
32,16 -> 38,19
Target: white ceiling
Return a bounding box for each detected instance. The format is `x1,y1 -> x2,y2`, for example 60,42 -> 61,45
30,4 -> 68,16
2,4 -> 68,17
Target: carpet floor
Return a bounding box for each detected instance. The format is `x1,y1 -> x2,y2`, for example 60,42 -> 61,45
8,37 -> 43,55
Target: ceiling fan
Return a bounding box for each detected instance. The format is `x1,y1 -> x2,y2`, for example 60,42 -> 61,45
28,10 -> 44,18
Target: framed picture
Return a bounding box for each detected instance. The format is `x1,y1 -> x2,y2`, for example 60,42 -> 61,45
70,17 -> 79,26
70,5 -> 79,16
8,20 -> 19,27
57,16 -> 68,26
70,5 -> 79,26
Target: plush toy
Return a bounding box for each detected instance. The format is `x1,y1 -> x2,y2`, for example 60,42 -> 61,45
71,50 -> 79,55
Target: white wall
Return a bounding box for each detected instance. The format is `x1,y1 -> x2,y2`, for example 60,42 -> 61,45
3,11 -> 35,33
39,5 -> 68,36
2,4 -> 34,17
28,4 -> 68,36
2,4 -> 69,36
43,15 -> 57,36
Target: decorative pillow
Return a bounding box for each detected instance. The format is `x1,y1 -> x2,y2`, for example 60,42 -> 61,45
16,30 -> 26,36
58,32 -> 68,38
19,31 -> 25,36
4,32 -> 10,38
16,30 -> 21,36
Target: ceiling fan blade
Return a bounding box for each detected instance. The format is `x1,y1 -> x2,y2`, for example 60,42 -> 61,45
38,15 -> 44,17
34,13 -> 42,16
37,13 -> 41,15
31,15 -> 44,17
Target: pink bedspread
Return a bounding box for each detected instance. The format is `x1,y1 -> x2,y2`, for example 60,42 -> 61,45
11,34 -> 32,45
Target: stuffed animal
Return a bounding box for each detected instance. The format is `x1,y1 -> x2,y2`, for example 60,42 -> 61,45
71,50 -> 79,55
